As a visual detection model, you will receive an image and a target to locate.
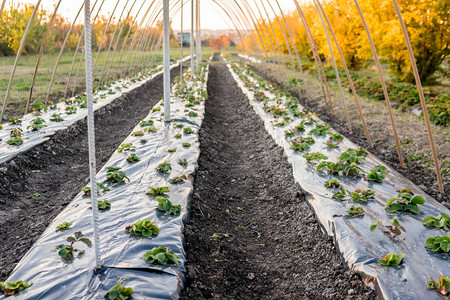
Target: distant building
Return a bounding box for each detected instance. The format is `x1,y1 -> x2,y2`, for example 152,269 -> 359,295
177,32 -> 190,44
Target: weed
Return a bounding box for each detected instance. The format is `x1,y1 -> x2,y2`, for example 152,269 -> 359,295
377,253 -> 404,267
147,186 -> 169,196
126,219 -> 159,237
56,222 -> 72,232
52,231 -> 92,258
106,167 -> 130,183
347,206 -> 365,216
156,161 -> 172,173
127,153 -> 140,163
33,192 -> 41,197
155,196 -> 181,215
385,188 -> 425,214
141,246 -> 180,266
0,280 -> 32,295
324,179 -> 340,188
423,213 -> 450,231
105,278 -> 133,300
425,236 -> 450,252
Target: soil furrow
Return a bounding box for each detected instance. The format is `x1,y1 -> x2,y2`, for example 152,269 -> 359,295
182,60 -> 375,299
0,65 -> 182,281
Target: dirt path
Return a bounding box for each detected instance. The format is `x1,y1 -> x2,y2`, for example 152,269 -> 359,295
0,66 -> 182,281
182,62 -> 375,299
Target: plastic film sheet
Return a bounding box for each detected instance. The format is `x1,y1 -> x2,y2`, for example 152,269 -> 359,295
1,65 -> 208,300
227,62 -> 450,300
0,57 -> 191,165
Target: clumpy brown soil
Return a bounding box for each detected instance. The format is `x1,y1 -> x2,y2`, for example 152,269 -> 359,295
182,61 -> 375,299
247,62 -> 449,204
0,66 -> 182,281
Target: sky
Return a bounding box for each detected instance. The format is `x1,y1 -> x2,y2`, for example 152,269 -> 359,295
10,0 -> 298,31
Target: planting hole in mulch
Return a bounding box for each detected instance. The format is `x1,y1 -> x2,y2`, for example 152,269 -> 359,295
0,66 -> 183,281
182,60 -> 376,299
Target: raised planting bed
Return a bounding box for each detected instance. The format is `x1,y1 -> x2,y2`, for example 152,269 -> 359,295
0,57 -> 191,165
0,65 -> 208,299
227,61 -> 450,300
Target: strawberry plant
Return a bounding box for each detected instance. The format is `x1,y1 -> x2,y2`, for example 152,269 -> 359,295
174,133 -> 182,138
371,219 -> 406,237
31,98 -> 47,115
168,148 -> 176,152
105,278 -> 133,300
140,139 -> 147,144
147,186 -> 169,196
295,122 -> 305,132
155,196 -> 181,215
106,167 -> 130,183
295,136 -> 315,144
328,132 -> 344,142
141,246 -> 180,266
179,158 -> 188,165
9,117 -> 22,124
291,141 -> 310,152
145,125 -> 158,133
367,165 -> 388,183
427,275 -> 450,297
325,140 -> 339,148
188,111 -> 198,117
347,206 -> 365,216
324,179 -> 340,188
377,253 -> 404,267
285,129 -> 296,137
140,120 -> 154,127
132,131 -> 144,136
425,236 -> 450,252
182,143 -> 191,148
27,117 -> 47,131
126,219 -> 159,237
174,123 -> 184,128
127,153 -> 140,163
423,213 -> 450,231
50,113 -> 64,122
349,189 -> 376,202
183,127 -> 193,134
52,231 -> 92,258
6,136 -> 23,146
169,175 -> 187,184
152,106 -> 161,112
65,106 -> 77,114
309,124 -> 329,136
56,222 -> 72,232
273,120 -> 287,127
156,161 -> 172,173
339,148 -> 367,164
302,152 -> 328,163
254,92 -> 268,102
82,183 -> 110,196
317,161 -> 342,175
0,280 -> 32,295
385,189 -> 425,214
118,143 -> 136,152
332,187 -> 347,201
97,199 -> 111,210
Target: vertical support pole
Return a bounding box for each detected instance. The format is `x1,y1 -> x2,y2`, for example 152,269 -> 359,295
84,0 -> 102,269
190,0 -> 195,78
180,0 -> 184,87
195,0 -> 200,68
354,0 -> 405,167
1,0 -> 42,121
392,0 -> 443,192
198,0 -> 201,63
163,0 -> 171,121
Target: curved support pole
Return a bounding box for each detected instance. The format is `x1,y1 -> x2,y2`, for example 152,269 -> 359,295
312,0 -> 352,132
1,0 -> 42,121
252,0 -> 277,60
259,0 -> 283,64
353,0 -> 405,167
0,0 -> 6,18
44,3 -> 84,105
316,0 -> 372,147
392,0 -> 442,190
26,0 -> 62,115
